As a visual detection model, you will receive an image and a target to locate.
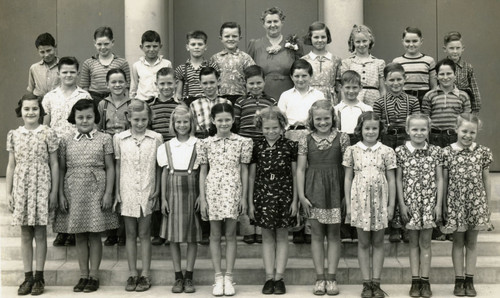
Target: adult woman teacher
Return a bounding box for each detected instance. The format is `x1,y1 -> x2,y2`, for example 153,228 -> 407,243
247,7 -> 303,100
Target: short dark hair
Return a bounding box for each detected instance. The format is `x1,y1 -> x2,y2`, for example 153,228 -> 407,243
209,102 -> 234,135
341,70 -> 362,86
156,67 -> 175,80
435,58 -> 456,74
353,111 -> 386,141
106,68 -> 128,83
402,27 -> 422,38
304,22 -> 332,46
35,33 -> 56,48
15,93 -> 45,118
58,56 -> 79,71
199,66 -> 220,81
186,30 -> 207,44
244,65 -> 265,81
443,31 -> 462,45
94,26 -> 113,40
67,99 -> 99,124
290,59 -> 313,76
219,22 -> 241,37
141,30 -> 161,44
383,62 -> 405,79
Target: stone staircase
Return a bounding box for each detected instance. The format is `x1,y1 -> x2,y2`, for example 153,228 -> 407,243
2,175 -> 500,287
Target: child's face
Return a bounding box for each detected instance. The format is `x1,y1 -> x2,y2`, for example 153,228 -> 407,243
174,113 -> 191,137
94,36 -> 114,57
353,32 -> 370,55
107,73 -> 127,96
443,40 -> 464,63
200,73 -> 218,98
220,28 -> 241,51
211,111 -> 234,135
261,118 -> 282,143
311,29 -> 328,51
402,33 -> 422,56
263,14 -> 283,37
312,108 -> 333,135
437,65 -> 456,89
291,68 -> 311,91
156,74 -> 176,98
385,71 -> 406,94
341,82 -> 361,101
246,75 -> 265,96
362,120 -> 380,145
75,107 -> 95,134
58,64 -> 79,87
407,118 -> 429,146
186,38 -> 207,58
456,120 -> 477,148
37,45 -> 57,65
128,110 -> 149,134
21,100 -> 41,127
140,41 -> 162,60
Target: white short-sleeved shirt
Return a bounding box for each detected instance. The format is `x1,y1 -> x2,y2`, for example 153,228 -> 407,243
278,87 -> 325,126
334,100 -> 373,134
157,136 -> 199,170
130,55 -> 172,101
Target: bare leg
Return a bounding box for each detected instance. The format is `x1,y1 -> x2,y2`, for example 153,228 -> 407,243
452,232 -> 465,277
88,232 -> 102,278
224,219 -> 238,273
138,214 -> 152,277
326,224 -> 341,275
275,228 -> 289,278
261,228 -> 276,278
33,226 -> 47,272
123,216 -> 138,276
170,243 -> 182,272
21,226 -> 34,273
408,230 -> 420,277
75,233 -> 90,277
464,230 -> 479,276
371,229 -> 385,279
419,229 -> 433,277
186,243 -> 198,272
357,229 -> 372,280
209,221 -> 223,273
310,219 -> 326,275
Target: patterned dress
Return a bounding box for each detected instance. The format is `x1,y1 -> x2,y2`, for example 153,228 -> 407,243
196,133 -> 252,220
53,131 -> 119,233
341,55 -> 385,106
251,137 -> 298,229
302,51 -> 342,105
300,131 -> 349,224
441,143 -> 493,233
396,142 -> 443,230
7,125 -> 59,226
343,142 -> 397,231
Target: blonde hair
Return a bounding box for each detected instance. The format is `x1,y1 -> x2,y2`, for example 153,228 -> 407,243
169,104 -> 195,136
254,106 -> 288,131
125,99 -> 152,125
306,100 -> 337,132
348,24 -> 375,53
405,113 -> 431,131
456,113 -> 482,130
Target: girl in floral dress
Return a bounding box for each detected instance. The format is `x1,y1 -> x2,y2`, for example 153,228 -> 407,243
6,94 -> 59,296
395,114 -> 443,298
297,100 -> 349,296
441,113 -> 493,297
197,103 -> 252,296
248,106 -> 298,295
343,111 -> 396,298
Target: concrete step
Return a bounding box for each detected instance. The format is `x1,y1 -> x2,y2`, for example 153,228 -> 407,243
2,233 -> 500,262
2,257 -> 500,287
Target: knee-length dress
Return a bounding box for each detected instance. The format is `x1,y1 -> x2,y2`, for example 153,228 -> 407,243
396,142 -> 443,230
7,125 -> 59,226
196,133 -> 252,221
299,131 -> 350,224
251,137 -> 298,229
157,137 -> 201,243
53,131 -> 119,233
441,143 -> 493,233
343,142 -> 397,231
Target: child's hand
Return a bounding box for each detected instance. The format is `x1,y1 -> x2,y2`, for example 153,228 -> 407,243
400,204 -> 410,224
387,205 -> 395,221
113,194 -> 122,213
248,204 -> 255,220
7,193 -> 14,213
299,197 -> 312,218
194,196 -> 200,212
59,194 -> 69,213
239,199 -> 248,216
289,202 -> 298,217
49,191 -> 58,211
200,198 -> 208,221
101,193 -> 113,211
161,199 -> 170,216
345,206 -> 351,224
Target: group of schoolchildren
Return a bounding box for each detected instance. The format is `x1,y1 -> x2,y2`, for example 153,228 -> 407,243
6,12 -> 492,298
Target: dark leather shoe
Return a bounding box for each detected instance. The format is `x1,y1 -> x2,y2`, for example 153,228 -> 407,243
464,280 -> 476,297
65,234 -> 76,246
53,233 -> 67,247
243,235 -> 255,244
420,282 -> 432,298
262,279 -> 274,294
151,236 -> 166,246
255,234 -> 263,243
73,278 -> 88,292
30,279 -> 45,296
83,277 -> 99,292
274,279 -> 286,295
409,280 -> 420,297
104,235 -> 118,246
454,279 -> 465,296
17,277 -> 34,295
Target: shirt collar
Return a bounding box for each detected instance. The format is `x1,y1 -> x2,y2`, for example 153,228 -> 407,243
92,53 -> 116,60
171,136 -> 197,147
74,129 -> 97,141
451,142 -> 477,151
292,86 -> 314,94
139,55 -> 164,66
308,51 -> 332,61
356,141 -> 381,151
311,130 -> 337,144
213,133 -> 238,142
220,48 -> 240,56
39,57 -> 59,68
103,96 -> 132,108
437,85 -> 461,97
405,141 -> 428,153
454,57 -> 465,68
246,92 -> 268,99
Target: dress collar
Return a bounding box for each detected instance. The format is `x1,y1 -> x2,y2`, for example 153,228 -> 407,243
213,133 -> 238,142
451,142 -> 477,151
308,51 -> 332,61
74,129 -> 97,141
171,136 -> 197,147
311,130 -> 337,144
356,141 -> 381,151
20,125 -> 43,134
405,141 -> 428,153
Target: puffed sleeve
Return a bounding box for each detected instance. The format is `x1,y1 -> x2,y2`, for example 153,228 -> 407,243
6,130 -> 15,152
46,127 -> 60,153
102,133 -> 113,155
342,146 -> 354,168
196,139 -> 207,164
289,139 -> 298,162
240,137 -> 253,164
339,132 -> 350,154
481,146 -> 493,169
156,143 -> 168,168
113,134 -> 121,160
155,133 -> 164,149
297,133 -> 308,155
383,146 -> 397,170
395,146 -> 404,168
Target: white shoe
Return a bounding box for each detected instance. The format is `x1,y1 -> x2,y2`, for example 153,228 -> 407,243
224,275 -> 235,296
314,279 -> 326,295
212,275 -> 224,296
326,280 -> 340,295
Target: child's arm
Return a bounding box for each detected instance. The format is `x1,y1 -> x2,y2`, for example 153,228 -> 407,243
5,152 -> 16,212
290,161 -> 298,217
130,63 -> 139,99
101,154 -> 115,210
240,163 -> 249,216
160,167 -> 169,216
396,167 -> 409,224
296,155 -> 312,217
58,148 -> 68,213
113,159 -> 121,212
434,165 -> 444,224
48,151 -> 59,211
199,164 -> 208,220
344,167 -> 354,221
442,168 -> 449,222
149,165 -> 161,207
386,168 -> 396,221
469,68 -> 481,113
248,163 -> 256,220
